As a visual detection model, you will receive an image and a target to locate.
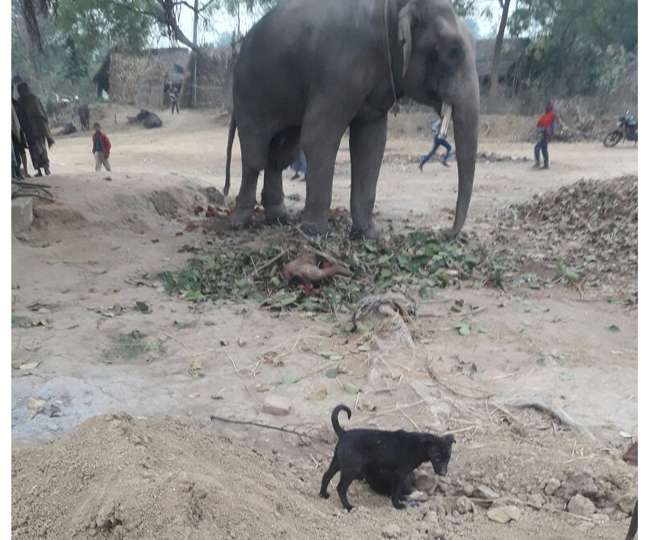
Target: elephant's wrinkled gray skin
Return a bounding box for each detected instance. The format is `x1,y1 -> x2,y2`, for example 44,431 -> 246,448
224,0 -> 479,238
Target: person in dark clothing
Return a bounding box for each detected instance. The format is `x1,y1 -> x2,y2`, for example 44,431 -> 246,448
533,102 -> 557,169
17,82 -> 54,176
78,103 -> 90,131
12,98 -> 30,177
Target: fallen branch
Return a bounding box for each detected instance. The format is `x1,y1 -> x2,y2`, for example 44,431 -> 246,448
426,359 -> 494,400
503,398 -> 595,440
252,249 -> 287,277
209,414 -> 327,443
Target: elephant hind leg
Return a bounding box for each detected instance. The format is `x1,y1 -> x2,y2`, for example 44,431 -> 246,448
231,165 -> 261,228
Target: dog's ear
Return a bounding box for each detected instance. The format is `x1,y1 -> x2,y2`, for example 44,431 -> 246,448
444,434 -> 456,445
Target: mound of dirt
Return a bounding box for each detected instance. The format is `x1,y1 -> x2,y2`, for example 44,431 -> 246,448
484,176 -> 637,298
11,414 -> 418,540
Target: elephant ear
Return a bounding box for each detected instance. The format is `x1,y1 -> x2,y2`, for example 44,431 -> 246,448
398,0 -> 417,77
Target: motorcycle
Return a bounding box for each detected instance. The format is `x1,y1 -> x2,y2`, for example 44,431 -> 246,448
603,111 -> 638,147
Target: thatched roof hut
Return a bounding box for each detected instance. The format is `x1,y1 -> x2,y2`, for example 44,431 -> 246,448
92,48 -> 191,108
92,46 -> 234,109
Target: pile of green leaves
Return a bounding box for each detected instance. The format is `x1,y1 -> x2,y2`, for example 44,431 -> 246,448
158,228 -> 482,312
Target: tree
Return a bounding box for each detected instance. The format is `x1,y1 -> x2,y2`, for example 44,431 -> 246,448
487,0 -> 511,110
508,0 -> 637,95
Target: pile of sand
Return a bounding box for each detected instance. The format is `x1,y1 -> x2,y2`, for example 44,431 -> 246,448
12,414 -> 418,540
484,176 -> 637,298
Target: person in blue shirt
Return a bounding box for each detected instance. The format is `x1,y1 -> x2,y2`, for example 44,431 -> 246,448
419,117 -> 452,170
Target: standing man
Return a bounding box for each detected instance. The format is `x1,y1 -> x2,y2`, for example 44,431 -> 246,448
78,103 -> 90,130
290,149 -> 307,180
11,101 -> 23,180
534,102 -> 557,169
419,103 -> 453,170
11,98 -> 29,178
17,82 -> 54,177
91,122 -> 112,172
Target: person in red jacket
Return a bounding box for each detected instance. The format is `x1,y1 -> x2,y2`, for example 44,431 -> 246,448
534,102 -> 557,169
92,122 -> 112,172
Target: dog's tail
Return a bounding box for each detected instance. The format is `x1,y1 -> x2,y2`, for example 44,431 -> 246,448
331,404 -> 352,438
224,113 -> 237,197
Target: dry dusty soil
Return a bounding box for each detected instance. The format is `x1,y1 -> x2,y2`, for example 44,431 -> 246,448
12,107 -> 638,539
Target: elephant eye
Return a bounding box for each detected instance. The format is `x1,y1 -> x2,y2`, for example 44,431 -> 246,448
448,40 -> 464,63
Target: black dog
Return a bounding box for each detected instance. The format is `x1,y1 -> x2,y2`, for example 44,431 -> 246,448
364,467 -> 416,499
320,404 -> 455,510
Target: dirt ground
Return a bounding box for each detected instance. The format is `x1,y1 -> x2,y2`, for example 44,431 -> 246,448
12,107 -> 638,539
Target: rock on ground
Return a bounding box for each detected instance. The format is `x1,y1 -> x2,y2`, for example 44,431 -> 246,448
487,505 -> 521,524
262,395 -> 292,416
567,494 -> 596,517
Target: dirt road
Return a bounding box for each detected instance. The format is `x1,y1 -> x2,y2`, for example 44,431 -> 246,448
12,108 -> 637,539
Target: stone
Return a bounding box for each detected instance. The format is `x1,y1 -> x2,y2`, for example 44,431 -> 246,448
561,472 -> 598,499
474,485 -> 499,500
544,478 -> 561,496
454,496 -> 474,515
262,395 -> 292,416
409,490 -> 430,502
528,494 -> 545,510
12,197 -> 33,234
382,524 -> 401,538
617,492 -> 637,515
567,494 -> 596,517
415,470 -> 436,493
487,505 -> 521,524
462,483 -> 474,497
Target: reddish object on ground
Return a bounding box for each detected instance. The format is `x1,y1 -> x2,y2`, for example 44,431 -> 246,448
193,205 -> 204,216
280,252 -> 351,286
206,205 -> 217,218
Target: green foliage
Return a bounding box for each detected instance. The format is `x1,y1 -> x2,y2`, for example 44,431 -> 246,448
56,0 -> 156,58
12,0 -> 156,99
509,0 -> 637,96
157,228 -> 481,313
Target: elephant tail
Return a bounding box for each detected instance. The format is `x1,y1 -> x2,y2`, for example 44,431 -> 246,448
224,114 -> 237,197
331,404 -> 351,438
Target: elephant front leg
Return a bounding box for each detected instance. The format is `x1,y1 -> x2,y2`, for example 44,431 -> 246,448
349,115 -> 387,239
301,138 -> 343,236
262,165 -> 288,224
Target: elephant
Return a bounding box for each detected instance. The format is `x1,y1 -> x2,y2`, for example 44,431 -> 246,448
223,0 -> 479,239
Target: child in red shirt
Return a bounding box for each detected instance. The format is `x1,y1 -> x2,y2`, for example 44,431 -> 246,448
92,122 -> 112,172
534,102 -> 557,169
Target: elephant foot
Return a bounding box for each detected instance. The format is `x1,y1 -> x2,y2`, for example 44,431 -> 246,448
299,219 -> 329,237
350,222 -> 380,240
264,202 -> 289,225
230,206 -> 254,229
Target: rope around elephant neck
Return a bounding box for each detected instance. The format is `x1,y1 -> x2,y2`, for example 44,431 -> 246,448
384,0 -> 400,116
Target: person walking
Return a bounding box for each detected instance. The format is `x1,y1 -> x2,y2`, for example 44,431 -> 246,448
534,102 -> 557,169
419,104 -> 453,170
91,122 -> 112,172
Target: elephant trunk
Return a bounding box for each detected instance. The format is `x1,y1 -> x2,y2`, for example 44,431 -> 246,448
448,78 -> 479,238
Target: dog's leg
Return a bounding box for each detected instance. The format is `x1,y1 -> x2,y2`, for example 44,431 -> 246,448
336,472 -> 356,512
390,473 -> 407,510
320,457 -> 340,499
